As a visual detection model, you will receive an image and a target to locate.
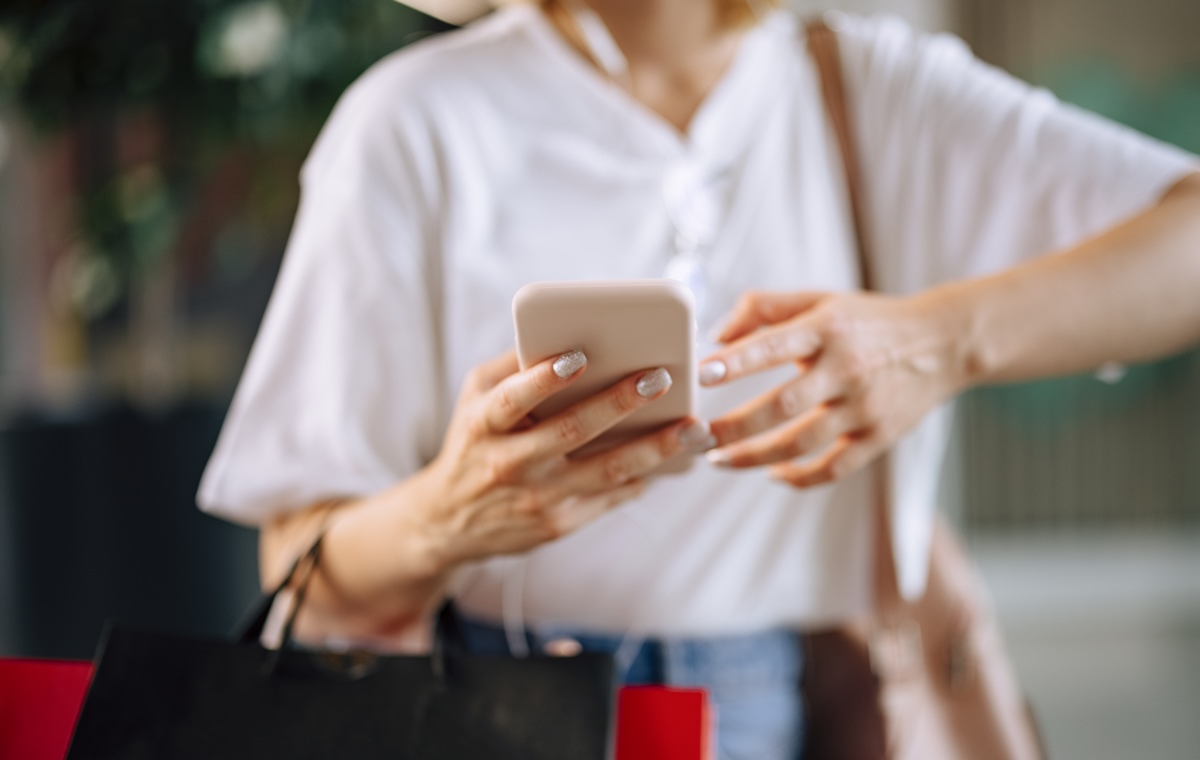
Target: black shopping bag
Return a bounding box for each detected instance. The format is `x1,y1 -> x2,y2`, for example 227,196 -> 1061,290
65,536 -> 616,760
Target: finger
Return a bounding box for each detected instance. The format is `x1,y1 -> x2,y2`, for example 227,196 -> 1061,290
708,401 -> 856,468
700,318 -> 823,387
482,349 -> 588,433
467,350 -> 521,394
517,367 -> 675,459
711,291 -> 828,344
554,418 -> 715,494
547,480 -> 647,536
767,431 -> 885,488
708,366 -> 837,447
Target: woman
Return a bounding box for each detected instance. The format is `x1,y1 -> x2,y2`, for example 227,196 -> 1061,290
198,0 -> 1200,757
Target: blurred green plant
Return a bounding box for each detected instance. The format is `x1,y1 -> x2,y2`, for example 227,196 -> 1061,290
0,0 -> 451,313
1,0 -> 451,144
1039,59 -> 1200,155
969,56 -> 1200,453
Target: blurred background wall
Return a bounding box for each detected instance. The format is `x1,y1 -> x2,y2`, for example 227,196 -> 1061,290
1,1 -> 1197,757
951,3 -> 1200,758
0,0 -> 453,657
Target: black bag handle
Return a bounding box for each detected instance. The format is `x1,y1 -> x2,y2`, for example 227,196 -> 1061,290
237,530 -> 325,646
247,532 -> 327,674
236,528 -> 461,680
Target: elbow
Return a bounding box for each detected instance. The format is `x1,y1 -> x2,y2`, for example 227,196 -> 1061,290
1162,171 -> 1200,204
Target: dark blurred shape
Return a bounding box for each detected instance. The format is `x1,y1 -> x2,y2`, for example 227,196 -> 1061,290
0,1 -> 455,659
0,402 -> 259,659
0,0 -> 454,311
961,351 -> 1200,530
1,0 -> 454,134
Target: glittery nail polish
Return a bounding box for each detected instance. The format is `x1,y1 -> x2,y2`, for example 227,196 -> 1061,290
553,349 -> 587,378
636,368 -> 672,398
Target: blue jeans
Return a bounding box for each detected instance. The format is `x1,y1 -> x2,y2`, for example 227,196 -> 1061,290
456,614 -> 805,760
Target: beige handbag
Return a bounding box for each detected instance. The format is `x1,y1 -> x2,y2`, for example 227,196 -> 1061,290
802,19 -> 1046,760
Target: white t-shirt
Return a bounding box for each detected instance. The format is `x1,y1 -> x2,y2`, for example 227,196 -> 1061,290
197,7 -> 1196,636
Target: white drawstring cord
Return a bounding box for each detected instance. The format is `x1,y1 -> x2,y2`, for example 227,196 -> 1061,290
502,554 -> 532,657
500,501 -> 666,683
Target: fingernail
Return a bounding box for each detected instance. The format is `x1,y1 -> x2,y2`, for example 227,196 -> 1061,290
544,637 -> 583,657
553,349 -> 587,378
679,420 -> 718,452
636,368 -> 672,398
699,360 -> 727,386
705,448 -> 733,467
769,467 -> 797,485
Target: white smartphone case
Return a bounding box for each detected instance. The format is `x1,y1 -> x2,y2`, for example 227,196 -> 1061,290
513,280 -> 697,471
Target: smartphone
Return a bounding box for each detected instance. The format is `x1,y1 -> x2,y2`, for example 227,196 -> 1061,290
513,279 -> 697,472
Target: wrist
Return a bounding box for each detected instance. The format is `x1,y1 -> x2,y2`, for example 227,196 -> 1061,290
380,464 -> 461,582
908,284 -> 990,394
319,468 -> 456,608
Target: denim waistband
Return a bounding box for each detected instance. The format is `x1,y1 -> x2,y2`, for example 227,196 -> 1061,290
454,612 -> 806,760
456,612 -> 803,686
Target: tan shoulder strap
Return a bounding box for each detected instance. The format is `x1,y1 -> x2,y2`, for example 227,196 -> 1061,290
805,17 -> 874,292
806,17 -> 903,614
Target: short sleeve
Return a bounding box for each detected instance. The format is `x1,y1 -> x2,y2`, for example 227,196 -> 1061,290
197,66 -> 448,526
833,14 -> 1200,294
824,15 -> 1197,600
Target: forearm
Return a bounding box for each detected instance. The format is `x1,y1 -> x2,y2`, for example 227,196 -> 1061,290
260,468 -> 452,647
935,172 -> 1200,386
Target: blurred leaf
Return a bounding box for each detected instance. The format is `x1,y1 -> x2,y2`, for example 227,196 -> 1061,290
0,0 -> 454,312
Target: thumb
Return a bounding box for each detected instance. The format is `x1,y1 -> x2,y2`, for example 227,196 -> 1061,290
712,291 -> 828,343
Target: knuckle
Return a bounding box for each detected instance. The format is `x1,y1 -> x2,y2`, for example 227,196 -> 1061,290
494,384 -> 521,420
459,401 -> 490,438
514,488 -> 545,517
778,468 -> 803,487
839,350 -> 871,390
819,304 -> 850,340
736,291 -> 760,314
810,414 -> 838,443
601,455 -> 629,487
464,366 -> 487,391
530,367 -> 557,395
786,433 -> 810,459
657,429 -> 679,459
773,387 -> 802,419
827,454 -> 854,481
613,384 -> 642,414
856,393 -> 884,425
711,418 -> 742,445
537,513 -> 563,542
762,332 -> 786,362
554,412 -> 588,448
801,464 -> 832,486
811,471 -> 835,487
872,420 -> 895,443
484,450 -> 524,487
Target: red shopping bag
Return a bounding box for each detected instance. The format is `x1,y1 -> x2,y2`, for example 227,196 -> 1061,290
0,658 -> 93,760
0,658 -> 711,760
616,686 -> 713,760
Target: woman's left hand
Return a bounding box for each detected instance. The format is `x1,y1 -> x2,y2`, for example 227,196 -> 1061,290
699,289 -> 969,488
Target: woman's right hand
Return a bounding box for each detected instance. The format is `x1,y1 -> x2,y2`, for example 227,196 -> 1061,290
261,348 -> 712,644
415,349 -> 714,570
